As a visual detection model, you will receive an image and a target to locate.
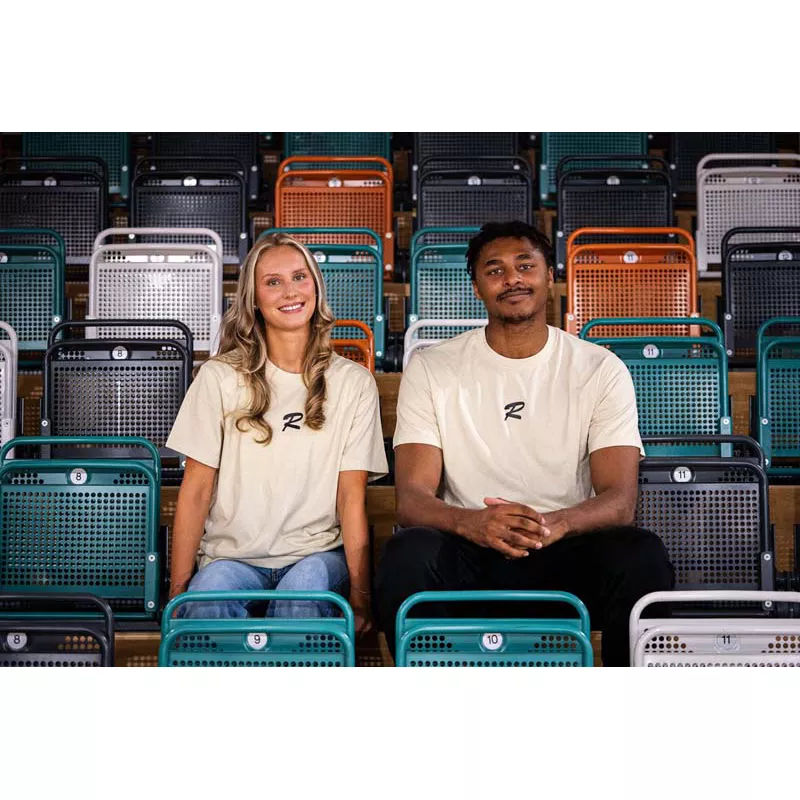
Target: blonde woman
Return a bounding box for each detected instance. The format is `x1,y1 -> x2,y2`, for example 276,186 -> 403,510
166,233 -> 387,636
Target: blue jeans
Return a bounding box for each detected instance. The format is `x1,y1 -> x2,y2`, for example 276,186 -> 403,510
178,547 -> 349,619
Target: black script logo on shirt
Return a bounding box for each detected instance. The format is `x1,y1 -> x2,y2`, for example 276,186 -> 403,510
504,401 -> 525,421
282,412 -> 304,432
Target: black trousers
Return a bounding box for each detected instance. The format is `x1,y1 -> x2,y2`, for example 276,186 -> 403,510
376,525 -> 674,667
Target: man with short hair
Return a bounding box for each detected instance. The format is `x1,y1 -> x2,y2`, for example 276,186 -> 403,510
376,221 -> 674,666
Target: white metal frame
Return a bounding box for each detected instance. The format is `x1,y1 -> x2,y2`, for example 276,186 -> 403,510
696,153 -> 800,275
403,319 -> 488,370
629,590 -> 800,667
0,321 -> 17,446
88,243 -> 222,354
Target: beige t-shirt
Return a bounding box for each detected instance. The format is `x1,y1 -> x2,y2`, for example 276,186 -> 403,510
394,326 -> 643,514
166,353 -> 388,569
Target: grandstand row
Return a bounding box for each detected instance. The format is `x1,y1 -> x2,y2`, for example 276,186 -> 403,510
2,131 -> 800,667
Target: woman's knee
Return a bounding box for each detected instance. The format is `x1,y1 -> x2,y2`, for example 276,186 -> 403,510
187,559 -> 259,593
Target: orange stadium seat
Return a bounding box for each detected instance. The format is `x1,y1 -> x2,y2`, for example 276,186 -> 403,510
274,156 -> 394,280
565,227 -> 699,337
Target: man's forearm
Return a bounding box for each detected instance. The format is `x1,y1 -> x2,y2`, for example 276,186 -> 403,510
546,487 -> 637,538
397,485 -> 471,536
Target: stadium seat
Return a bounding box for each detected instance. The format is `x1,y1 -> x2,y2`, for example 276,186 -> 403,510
409,242 -> 487,336
580,317 -> 730,454
89,236 -> 223,355
417,157 -> 533,233
261,230 -> 385,367
0,435 -> 162,621
636,435 -> 773,593
721,227 -> 800,362
159,590 -> 356,667
539,132 -> 649,205
629,590 -> 800,667
555,156 -> 673,278
150,132 -> 260,201
412,133 -> 519,200
0,592 -> 115,667
403,319 -> 488,370
0,158 -> 107,267
274,157 -> 395,279
0,241 -> 65,351
131,166 -> 248,265
332,319 -> 375,373
696,153 -> 800,274
284,133 -> 392,170
756,317 -> 800,478
23,132 -> 130,198
42,319 -> 192,474
565,228 -> 698,337
0,322 -> 17,445
670,133 -> 776,196
394,590 -> 593,667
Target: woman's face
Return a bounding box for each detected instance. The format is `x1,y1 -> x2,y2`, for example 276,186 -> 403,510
254,245 -> 317,333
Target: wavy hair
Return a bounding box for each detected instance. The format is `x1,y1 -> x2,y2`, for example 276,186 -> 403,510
213,233 -> 335,445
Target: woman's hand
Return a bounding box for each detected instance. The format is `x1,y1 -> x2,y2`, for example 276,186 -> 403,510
349,589 -> 374,639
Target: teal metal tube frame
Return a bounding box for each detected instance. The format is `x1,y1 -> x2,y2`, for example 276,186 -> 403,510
395,590 -> 593,667
160,590 -> 356,666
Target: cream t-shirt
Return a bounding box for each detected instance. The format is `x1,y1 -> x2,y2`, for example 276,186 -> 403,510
166,353 -> 388,569
394,326 -> 643,514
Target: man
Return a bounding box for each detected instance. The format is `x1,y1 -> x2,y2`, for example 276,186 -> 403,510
376,220 -> 674,666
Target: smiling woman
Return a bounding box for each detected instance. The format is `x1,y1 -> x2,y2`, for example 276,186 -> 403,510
164,233 -> 388,635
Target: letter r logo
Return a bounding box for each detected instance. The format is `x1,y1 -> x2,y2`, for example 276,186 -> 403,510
504,401 -> 525,421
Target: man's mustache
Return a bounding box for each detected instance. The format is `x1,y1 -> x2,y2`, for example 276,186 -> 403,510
497,287 -> 533,301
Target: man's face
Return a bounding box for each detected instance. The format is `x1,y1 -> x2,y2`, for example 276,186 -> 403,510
471,236 -> 553,324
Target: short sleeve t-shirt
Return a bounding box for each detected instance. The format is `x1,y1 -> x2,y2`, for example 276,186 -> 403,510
393,326 -> 643,514
166,353 -> 388,569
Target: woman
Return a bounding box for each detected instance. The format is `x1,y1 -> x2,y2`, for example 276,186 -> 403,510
166,233 -> 387,636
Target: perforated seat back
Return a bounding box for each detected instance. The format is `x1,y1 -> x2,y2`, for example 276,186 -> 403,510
697,154 -> 800,272
0,436 -> 161,619
0,164 -> 105,265
0,244 -> 64,350
636,454 -> 771,591
566,240 -> 697,337
89,244 -> 222,354
23,133 -> 130,197
410,244 -> 487,338
540,132 -> 648,202
131,171 -> 247,264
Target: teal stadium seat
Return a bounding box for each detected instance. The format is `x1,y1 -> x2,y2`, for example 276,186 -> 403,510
757,317 -> 800,478
0,436 -> 162,621
395,590 -> 593,667
581,317 -> 731,456
159,591 -> 356,667
539,132 -> 649,205
23,132 -> 130,198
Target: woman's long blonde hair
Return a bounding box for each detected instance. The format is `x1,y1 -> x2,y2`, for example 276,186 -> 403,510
214,233 -> 335,445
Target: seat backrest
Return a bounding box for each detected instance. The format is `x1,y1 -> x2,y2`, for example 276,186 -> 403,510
131,169 -> 247,264
0,244 -> 64,350
395,590 -> 593,667
540,132 -> 648,202
89,243 -> 222,354
159,590 -> 356,667
0,159 -> 107,265
0,436 -> 162,620
566,236 -> 697,337
696,153 -> 800,272
636,446 -> 772,592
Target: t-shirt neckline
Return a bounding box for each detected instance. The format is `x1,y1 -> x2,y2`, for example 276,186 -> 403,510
477,324 -> 556,370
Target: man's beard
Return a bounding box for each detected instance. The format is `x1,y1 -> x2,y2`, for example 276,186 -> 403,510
495,309 -> 538,325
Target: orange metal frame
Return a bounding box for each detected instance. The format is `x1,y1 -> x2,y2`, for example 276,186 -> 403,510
275,156 -> 394,279
565,228 -> 698,337
332,319 -> 375,373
